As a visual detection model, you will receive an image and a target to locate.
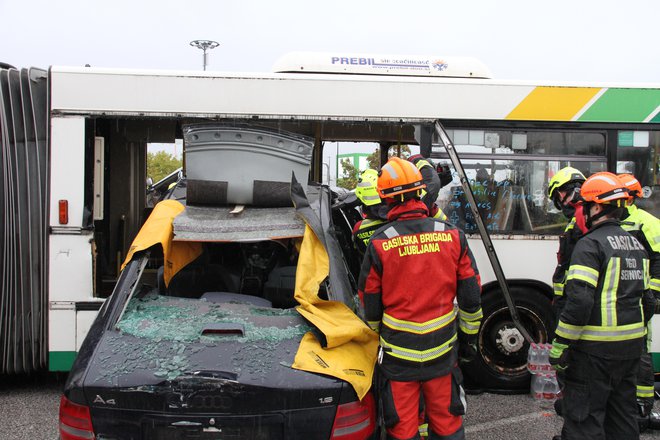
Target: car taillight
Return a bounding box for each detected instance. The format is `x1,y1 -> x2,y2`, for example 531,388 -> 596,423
330,392 -> 376,439
59,395 -> 95,440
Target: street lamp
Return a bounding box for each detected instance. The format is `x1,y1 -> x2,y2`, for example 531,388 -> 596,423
189,40 -> 219,71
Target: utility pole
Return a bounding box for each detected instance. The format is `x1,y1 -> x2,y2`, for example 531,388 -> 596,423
189,40 -> 219,71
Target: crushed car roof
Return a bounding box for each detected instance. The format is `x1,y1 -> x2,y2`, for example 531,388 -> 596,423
172,205 -> 305,242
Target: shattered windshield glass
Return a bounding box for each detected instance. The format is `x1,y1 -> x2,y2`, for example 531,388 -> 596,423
116,293 -> 310,344
91,293 -> 312,382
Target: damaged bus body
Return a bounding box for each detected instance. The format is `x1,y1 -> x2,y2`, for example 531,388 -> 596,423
1,58 -> 659,399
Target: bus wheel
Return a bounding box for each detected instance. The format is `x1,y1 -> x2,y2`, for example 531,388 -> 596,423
461,286 -> 554,392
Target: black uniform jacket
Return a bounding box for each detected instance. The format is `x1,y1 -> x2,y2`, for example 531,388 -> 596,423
555,220 -> 655,360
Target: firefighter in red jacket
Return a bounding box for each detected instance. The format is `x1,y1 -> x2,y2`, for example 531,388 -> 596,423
358,157 -> 482,440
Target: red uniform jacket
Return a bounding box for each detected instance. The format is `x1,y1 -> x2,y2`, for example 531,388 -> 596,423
358,199 -> 482,381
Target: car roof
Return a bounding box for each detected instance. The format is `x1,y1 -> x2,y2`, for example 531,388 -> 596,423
172,204 -> 305,242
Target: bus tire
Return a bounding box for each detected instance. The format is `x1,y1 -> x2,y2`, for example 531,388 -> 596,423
461,286 -> 554,392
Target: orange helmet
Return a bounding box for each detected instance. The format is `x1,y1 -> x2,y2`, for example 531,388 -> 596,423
580,172 -> 630,206
617,173 -> 642,199
377,157 -> 426,199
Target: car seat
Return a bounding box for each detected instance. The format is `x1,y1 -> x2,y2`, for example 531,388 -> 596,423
263,266 -> 298,308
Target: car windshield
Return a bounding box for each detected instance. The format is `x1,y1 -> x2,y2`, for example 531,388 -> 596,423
107,236 -> 322,381
115,237 -> 318,341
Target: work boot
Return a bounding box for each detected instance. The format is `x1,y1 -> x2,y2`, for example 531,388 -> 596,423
551,435 -> 562,440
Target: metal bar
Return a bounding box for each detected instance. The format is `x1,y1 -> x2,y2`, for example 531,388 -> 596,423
434,121 -> 534,344
431,152 -> 606,163
0,68 -> 10,372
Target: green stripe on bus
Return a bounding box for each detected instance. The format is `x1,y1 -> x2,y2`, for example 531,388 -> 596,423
49,351 -> 77,371
651,111 -> 660,123
653,352 -> 660,372
578,89 -> 660,123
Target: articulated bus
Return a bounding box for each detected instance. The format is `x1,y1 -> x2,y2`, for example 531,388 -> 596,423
1,54 -> 659,391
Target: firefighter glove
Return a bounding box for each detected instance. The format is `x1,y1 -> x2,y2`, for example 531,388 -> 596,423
458,333 -> 478,364
549,339 -> 569,372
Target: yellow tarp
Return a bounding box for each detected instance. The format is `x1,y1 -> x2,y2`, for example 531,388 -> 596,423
292,226 -> 379,400
121,200 -> 202,286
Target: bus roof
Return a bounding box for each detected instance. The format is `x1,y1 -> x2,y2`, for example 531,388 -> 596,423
272,51 -> 493,79
49,66 -> 660,124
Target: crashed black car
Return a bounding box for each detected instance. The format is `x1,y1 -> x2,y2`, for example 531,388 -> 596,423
59,125 -> 377,440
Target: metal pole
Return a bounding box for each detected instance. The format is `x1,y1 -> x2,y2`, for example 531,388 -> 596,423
189,40 -> 219,71
434,121 -> 535,344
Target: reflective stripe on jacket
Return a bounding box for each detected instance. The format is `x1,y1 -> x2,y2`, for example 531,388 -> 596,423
431,205 -> 448,221
552,216 -> 584,298
555,220 -> 654,359
352,217 -> 387,256
357,198 -> 482,380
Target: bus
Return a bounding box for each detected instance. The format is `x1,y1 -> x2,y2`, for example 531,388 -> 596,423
1,55 -> 659,391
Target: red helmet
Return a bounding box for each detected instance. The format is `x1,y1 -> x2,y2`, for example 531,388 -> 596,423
377,157 -> 425,199
617,173 -> 642,199
580,172 -> 630,206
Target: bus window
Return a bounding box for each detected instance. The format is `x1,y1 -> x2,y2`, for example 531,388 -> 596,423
437,159 -> 606,235
616,130 -> 660,217
443,129 -> 606,157
324,142 -> 386,188
432,128 -> 608,235
146,140 -> 183,208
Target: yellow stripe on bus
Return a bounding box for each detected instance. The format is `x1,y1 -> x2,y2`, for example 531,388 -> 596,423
506,86 -> 602,121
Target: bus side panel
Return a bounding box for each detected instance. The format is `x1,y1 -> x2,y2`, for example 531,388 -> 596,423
48,233 -> 94,371
48,302 -> 76,371
49,117 -> 95,371
76,310 -> 99,351
650,318 -> 660,371
467,237 -> 556,285
50,117 -> 85,227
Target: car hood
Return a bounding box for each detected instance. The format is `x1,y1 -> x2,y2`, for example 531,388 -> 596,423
82,294 -> 347,413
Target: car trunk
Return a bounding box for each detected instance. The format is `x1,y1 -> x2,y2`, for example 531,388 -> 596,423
82,294 -> 349,439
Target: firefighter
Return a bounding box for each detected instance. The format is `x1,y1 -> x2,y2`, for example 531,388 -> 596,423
547,167 -> 588,320
549,172 -> 655,440
618,173 -> 660,428
408,154 -> 449,221
358,157 -> 482,440
353,169 -> 389,257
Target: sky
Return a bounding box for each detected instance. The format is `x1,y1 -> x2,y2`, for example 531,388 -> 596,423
1,0 -> 659,84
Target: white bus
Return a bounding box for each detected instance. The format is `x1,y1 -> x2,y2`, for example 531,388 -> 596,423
1,56 -> 659,391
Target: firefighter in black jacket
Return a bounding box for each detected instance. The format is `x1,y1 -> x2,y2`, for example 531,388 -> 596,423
547,167 -> 587,321
358,157 -> 482,440
550,172 -> 655,440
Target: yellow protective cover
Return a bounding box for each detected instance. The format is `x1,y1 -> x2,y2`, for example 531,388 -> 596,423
121,200 -> 202,286
292,226 -> 379,400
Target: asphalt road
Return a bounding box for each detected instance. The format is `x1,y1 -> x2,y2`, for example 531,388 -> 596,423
1,373 -> 660,439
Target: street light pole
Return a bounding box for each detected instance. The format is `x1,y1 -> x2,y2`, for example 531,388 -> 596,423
189,40 -> 219,71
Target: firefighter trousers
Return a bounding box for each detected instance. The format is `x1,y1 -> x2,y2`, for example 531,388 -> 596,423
380,369 -> 465,440
559,350 -> 640,440
636,340 -> 654,415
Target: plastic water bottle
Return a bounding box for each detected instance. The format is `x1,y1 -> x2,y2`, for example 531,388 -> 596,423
538,344 -> 551,372
527,343 -> 540,373
531,372 -> 543,401
540,372 -> 560,409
